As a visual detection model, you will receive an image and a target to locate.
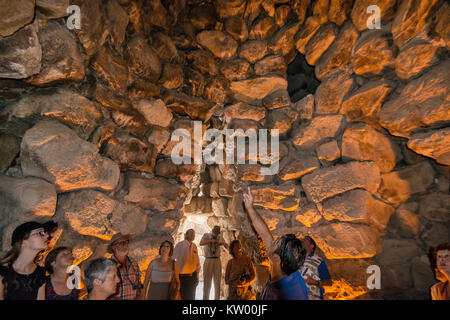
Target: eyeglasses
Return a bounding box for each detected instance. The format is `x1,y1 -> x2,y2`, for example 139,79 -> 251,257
30,231 -> 47,238
113,240 -> 129,247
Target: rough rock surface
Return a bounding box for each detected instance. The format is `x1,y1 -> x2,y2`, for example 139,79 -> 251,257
302,161 -> 381,203
341,123 -> 401,173
21,121 -> 120,193
0,22 -> 42,79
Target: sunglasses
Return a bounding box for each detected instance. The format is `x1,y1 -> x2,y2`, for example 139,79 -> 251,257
30,231 -> 47,238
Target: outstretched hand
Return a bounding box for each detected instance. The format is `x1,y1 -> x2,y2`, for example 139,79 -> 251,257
243,187 -> 254,210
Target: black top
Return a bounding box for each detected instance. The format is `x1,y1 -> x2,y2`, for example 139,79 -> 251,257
0,265 -> 47,300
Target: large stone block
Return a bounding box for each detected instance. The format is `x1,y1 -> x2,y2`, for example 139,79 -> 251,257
0,0 -> 35,37
328,0 -> 353,26
304,23 -> 337,66
72,0 -> 108,57
163,90 -> 214,121
295,16 -> 321,54
124,176 -> 187,212
6,88 -> 102,139
316,140 -> 341,164
249,16 -> 277,40
268,22 -> 301,59
407,128 -> 450,166
159,63 -> 183,89
220,59 -> 253,81
104,133 -> 157,173
21,121 -> 120,193
224,102 -> 266,122
321,189 -> 395,230
254,55 -> 287,77
265,107 -> 298,136
26,21 -> 84,85
214,0 -> 246,19
197,30 -> 238,59
342,123 -> 401,173
186,50 -> 219,76
92,45 -> 130,94
59,190 -> 147,241
314,68 -> 355,114
132,98 -> 173,127
313,222 -> 381,259
224,16 -> 248,42
203,76 -> 230,105
0,22 -> 41,79
395,40 -> 440,80
380,61 -> 450,138
230,76 -> 288,104
352,29 -> 394,75
292,202 -> 322,228
239,40 -> 268,64
250,183 -> 300,211
155,159 -> 196,183
125,36 -> 161,82
392,0 -> 441,48
315,21 -> 359,79
152,32 -> 179,63
104,0 -> 129,51
36,0 -> 69,19
340,79 -> 394,126
0,175 -> 57,222
292,115 -> 345,150
278,153 -> 319,181
378,162 -> 435,204
351,0 -> 397,31
302,161 -> 381,203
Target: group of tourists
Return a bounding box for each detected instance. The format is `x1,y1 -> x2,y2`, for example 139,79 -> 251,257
0,187 -> 448,300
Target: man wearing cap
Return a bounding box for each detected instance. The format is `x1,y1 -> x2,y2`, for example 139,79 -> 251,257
200,226 -> 228,300
108,233 -> 142,300
0,221 -> 54,300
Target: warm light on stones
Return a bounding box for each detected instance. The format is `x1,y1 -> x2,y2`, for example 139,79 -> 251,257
324,279 -> 368,300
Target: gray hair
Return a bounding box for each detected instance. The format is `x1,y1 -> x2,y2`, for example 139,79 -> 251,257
84,258 -> 117,293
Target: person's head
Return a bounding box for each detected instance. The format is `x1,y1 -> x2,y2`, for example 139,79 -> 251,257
84,258 -> 119,297
270,234 -> 306,276
212,226 -> 220,236
108,233 -> 130,257
302,236 -> 317,255
185,229 -> 195,242
0,221 -> 51,266
45,247 -> 73,274
229,240 -> 242,258
433,243 -> 450,280
159,240 -> 174,257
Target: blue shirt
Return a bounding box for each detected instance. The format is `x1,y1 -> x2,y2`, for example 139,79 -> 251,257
260,270 -> 309,300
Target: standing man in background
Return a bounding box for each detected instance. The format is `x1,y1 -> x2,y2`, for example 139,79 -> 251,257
173,229 -> 201,300
200,226 -> 228,300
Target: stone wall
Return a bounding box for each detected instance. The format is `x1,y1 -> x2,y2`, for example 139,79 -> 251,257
0,0 -> 449,299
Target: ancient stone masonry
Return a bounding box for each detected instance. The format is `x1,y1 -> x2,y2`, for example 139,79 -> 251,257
0,0 -> 449,300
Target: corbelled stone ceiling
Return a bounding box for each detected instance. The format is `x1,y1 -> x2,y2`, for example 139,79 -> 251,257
0,0 -> 449,299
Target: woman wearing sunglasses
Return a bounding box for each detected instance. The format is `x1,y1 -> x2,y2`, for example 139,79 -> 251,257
0,221 -> 53,300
